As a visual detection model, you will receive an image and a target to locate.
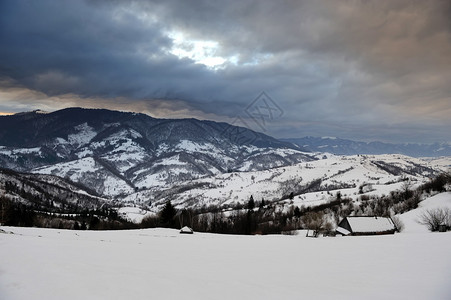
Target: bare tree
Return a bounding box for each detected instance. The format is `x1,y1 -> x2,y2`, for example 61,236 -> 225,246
401,179 -> 414,201
417,208 -> 451,232
391,216 -> 404,232
302,211 -> 331,237
177,209 -> 194,228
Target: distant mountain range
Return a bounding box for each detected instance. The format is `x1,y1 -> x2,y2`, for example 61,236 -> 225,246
0,108 -> 312,199
282,136 -> 451,157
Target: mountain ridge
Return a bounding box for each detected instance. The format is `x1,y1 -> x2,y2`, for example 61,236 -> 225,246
0,107 -> 313,200
0,107 -> 297,149
283,136 -> 451,157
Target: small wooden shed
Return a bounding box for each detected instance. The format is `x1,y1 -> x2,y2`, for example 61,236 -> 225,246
180,226 -> 194,234
336,216 -> 397,236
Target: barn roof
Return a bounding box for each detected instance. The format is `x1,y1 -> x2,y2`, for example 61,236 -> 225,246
338,216 -> 396,234
180,226 -> 193,234
348,217 -> 395,233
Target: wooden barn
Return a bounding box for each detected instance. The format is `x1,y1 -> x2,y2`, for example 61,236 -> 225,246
336,216 -> 397,236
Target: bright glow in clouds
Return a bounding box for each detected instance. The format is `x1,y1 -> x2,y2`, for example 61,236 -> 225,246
168,31 -> 227,69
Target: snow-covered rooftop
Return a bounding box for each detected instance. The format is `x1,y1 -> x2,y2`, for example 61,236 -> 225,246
344,216 -> 396,233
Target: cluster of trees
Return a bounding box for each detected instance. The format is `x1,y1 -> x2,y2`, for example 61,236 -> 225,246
141,196 -> 334,235
2,179 -> 102,213
0,196 -> 136,230
141,196 -> 301,235
0,198 -> 35,227
354,173 -> 451,219
141,201 -> 178,228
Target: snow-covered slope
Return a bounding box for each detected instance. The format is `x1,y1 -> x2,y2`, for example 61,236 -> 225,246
33,157 -> 136,197
128,153 -> 449,211
1,226 -> 450,300
398,192 -> 451,233
0,168 -> 108,211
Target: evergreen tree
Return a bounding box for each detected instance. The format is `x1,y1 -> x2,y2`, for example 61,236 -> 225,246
294,206 -> 301,218
259,199 -> 265,209
247,195 -> 255,210
89,216 -> 100,230
0,197 -> 9,225
160,201 -> 176,228
73,221 -> 80,230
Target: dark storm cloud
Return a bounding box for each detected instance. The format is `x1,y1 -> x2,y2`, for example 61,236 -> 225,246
1,1 -> 204,96
0,0 -> 450,143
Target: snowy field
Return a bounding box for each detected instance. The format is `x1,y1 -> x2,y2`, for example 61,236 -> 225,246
1,194 -> 451,300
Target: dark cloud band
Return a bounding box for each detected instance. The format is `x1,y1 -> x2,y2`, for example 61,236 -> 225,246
0,0 -> 450,143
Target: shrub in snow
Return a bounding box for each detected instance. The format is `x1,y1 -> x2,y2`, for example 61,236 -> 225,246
391,216 -> 404,232
417,207 -> 451,232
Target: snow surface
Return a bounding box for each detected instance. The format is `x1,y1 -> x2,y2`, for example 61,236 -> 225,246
1,220 -> 451,299
33,157 -> 135,197
117,206 -> 152,223
67,123 -> 97,146
0,147 -> 42,157
34,157 -> 99,177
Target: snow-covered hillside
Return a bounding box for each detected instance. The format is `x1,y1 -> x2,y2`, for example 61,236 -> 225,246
398,192 -> 451,233
32,157 -> 136,197
125,153 -> 449,212
0,168 -> 108,211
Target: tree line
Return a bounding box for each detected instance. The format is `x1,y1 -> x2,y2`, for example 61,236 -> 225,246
0,197 -> 137,230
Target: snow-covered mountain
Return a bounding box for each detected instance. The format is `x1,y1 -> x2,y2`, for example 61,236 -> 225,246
0,108 -> 313,199
283,136 -> 451,157
1,108 -> 450,216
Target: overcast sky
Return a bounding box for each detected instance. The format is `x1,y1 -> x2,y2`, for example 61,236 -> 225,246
1,0 -> 450,143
